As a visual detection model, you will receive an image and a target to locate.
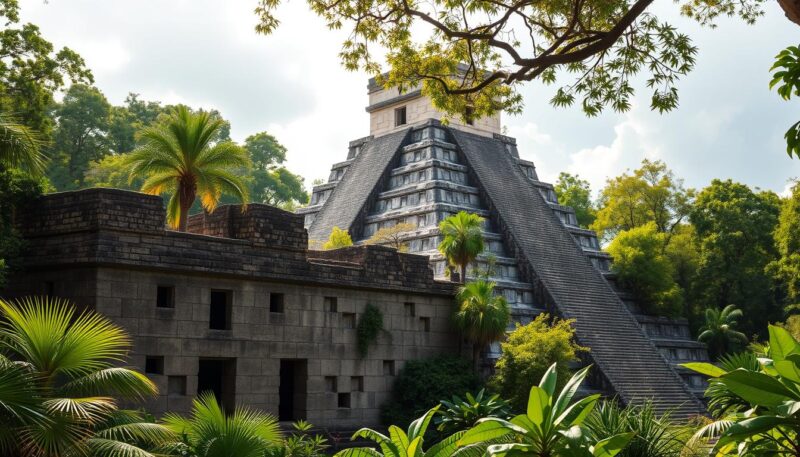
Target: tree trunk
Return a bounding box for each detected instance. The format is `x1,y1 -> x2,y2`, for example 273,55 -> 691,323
778,0 -> 800,27
461,263 -> 467,284
472,343 -> 482,373
177,180 -> 196,232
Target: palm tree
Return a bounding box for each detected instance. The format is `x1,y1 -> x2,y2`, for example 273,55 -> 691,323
697,304 -> 748,360
124,106 -> 250,231
0,112 -> 47,175
163,392 -> 282,457
438,211 -> 485,283
0,296 -> 173,457
454,280 -> 510,370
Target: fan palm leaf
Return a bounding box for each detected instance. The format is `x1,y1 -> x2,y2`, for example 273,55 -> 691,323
0,112 -> 47,175
123,106 -> 250,230
454,280 -> 510,369
697,304 -> 748,360
0,297 -> 161,457
438,211 -> 485,283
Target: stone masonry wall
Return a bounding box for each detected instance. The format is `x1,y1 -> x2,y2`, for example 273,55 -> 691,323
7,188 -> 461,429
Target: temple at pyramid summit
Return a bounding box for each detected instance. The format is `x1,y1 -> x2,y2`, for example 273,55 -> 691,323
298,77 -> 709,417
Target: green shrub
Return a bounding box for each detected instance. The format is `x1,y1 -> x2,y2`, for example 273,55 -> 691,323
489,313 -> 587,413
356,304 -> 383,358
585,400 -> 686,457
606,222 -> 684,317
380,355 -> 479,428
322,226 -> 353,250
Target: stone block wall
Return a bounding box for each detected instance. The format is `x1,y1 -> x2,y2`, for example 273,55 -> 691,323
6,188 -> 461,429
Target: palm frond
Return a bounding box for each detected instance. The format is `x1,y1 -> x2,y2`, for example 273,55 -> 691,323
0,113 -> 48,175
59,367 -> 157,401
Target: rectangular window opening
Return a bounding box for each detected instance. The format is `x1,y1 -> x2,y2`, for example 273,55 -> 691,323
383,360 -> 396,376
157,285 -> 175,308
351,376 -> 364,392
270,293 -> 285,313
420,317 -> 431,332
394,107 -> 407,126
324,296 -> 338,313
404,302 -> 415,317
145,356 -> 164,375
338,392 -> 351,408
342,312 -> 356,329
209,290 -> 232,330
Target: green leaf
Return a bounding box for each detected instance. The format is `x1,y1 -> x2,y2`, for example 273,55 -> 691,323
592,432 -> 635,457
458,419 -> 524,447
555,394 -> 599,428
335,448 -> 385,457
485,443 -> 531,457
553,365 -> 591,415
406,436 -> 422,457
715,416 -> 793,449
768,325 -> 800,361
719,369 -> 797,407
774,360 -> 800,384
526,386 -> 548,426
681,362 -> 726,378
539,363 -> 557,398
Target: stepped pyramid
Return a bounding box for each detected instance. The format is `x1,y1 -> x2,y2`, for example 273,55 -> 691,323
297,79 -> 708,417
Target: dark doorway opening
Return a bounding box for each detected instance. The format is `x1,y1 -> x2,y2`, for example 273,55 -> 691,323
209,290 -> 231,330
279,359 -> 307,421
198,358 -> 236,413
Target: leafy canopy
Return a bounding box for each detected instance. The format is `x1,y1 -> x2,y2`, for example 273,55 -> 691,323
254,0 -> 764,120
768,181 -> 800,313
770,44 -> 800,159
366,222 -> 417,252
554,173 -> 596,229
454,280 -> 510,369
606,222 -> 683,317
593,159 -> 693,244
697,305 -> 748,361
438,211 -> 485,283
323,226 -> 354,250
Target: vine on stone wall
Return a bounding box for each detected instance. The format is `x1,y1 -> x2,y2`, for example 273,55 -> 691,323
357,304 -> 383,357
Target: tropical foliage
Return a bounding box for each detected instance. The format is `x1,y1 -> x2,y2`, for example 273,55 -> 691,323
0,113 -> 47,175
684,325 -> 800,455
356,304 -> 384,358
697,305 -> 748,360
381,356 -> 479,428
323,226 -> 354,250
438,212 -> 485,284
606,223 -> 684,317
0,296 -> 173,457
336,405 -> 485,457
554,173 -> 596,229
460,364 -> 634,457
770,44 -> 800,159
453,280 -> 510,370
489,314 -> 587,412
265,420 -> 328,457
436,389 -> 511,435
584,400 -> 687,457
123,106 -> 250,230
164,392 -> 282,457
768,181 -> 800,313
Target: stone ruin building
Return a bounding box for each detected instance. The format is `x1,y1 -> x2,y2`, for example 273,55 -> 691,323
3,77 -> 710,431
298,77 -> 709,418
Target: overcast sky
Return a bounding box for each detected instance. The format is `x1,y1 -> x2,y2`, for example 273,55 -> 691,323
18,0 -> 800,195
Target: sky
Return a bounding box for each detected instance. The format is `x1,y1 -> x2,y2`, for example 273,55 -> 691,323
18,0 -> 800,196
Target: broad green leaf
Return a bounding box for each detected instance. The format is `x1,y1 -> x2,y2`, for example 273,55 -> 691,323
554,365 -> 591,415
715,416 -> 792,449
526,386 -> 548,426
555,394 -> 599,427
768,325 -> 800,361
406,436 -> 422,457
388,425 -> 409,454
719,369 -> 796,407
335,448 -> 385,457
509,413 -> 534,431
681,362 -> 726,378
486,443 -> 531,457
458,419 -> 525,446
775,360 -> 800,384
539,363 -> 557,398
407,405 -> 439,440
776,400 -> 800,416
592,432 -> 635,457
426,430 -> 465,457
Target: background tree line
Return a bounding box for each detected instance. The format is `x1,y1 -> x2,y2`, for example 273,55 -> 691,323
554,161 -> 799,340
